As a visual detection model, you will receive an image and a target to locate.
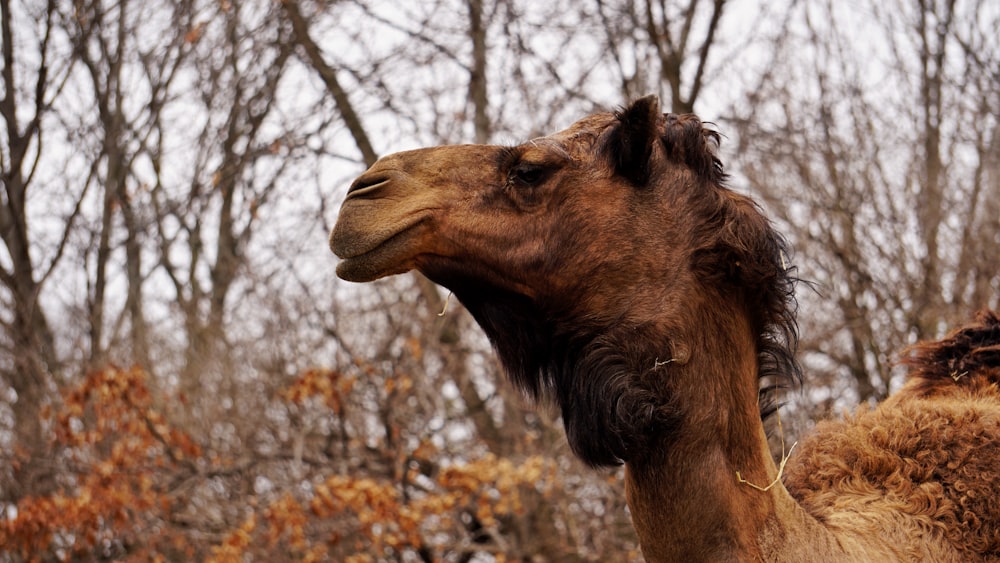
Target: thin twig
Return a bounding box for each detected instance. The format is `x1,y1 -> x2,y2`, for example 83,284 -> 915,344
653,357 -> 675,368
438,292 -> 453,316
736,442 -> 797,492
736,398 -> 797,492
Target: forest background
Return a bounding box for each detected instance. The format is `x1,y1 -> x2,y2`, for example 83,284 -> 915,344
1,0 -> 998,560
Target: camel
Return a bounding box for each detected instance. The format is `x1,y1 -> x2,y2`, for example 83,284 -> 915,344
329,96 -> 1000,562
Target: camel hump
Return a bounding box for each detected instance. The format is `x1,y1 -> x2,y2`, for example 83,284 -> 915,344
902,309 -> 1000,391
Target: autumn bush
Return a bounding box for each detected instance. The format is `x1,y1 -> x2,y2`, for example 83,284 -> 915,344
0,366 -> 562,562
0,368 -> 198,558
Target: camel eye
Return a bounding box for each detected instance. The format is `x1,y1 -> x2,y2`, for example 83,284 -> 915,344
509,163 -> 550,187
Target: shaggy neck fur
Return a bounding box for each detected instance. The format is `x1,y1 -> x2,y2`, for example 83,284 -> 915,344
456,280 -> 896,561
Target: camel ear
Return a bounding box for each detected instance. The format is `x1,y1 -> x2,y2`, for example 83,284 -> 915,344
608,95 -> 661,186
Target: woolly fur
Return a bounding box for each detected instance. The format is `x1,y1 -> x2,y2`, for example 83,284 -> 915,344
785,311 -> 1000,561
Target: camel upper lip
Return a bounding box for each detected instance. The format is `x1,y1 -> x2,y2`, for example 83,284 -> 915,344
332,223 -> 405,260
330,209 -> 429,260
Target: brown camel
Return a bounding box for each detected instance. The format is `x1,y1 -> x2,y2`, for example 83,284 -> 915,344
329,96 -> 1000,562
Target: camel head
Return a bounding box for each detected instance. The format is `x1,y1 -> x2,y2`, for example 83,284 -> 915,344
331,96 -> 797,467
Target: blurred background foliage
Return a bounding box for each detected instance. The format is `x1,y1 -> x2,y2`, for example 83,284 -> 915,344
0,0 -> 997,560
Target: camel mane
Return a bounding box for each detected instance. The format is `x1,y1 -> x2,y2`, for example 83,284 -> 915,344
628,108 -> 803,422
653,112 -> 802,421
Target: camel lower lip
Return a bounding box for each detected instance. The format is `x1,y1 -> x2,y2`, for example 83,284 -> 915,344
335,257 -> 383,282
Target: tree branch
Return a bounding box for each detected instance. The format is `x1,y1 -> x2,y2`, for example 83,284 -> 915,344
282,0 -> 378,166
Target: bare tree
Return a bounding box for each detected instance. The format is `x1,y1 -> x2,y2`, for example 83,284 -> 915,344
0,0 -> 70,498
728,0 -> 1000,413
5,0 -> 995,558
594,0 -> 727,113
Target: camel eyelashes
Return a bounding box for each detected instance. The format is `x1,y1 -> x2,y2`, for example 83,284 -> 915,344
508,162 -> 551,187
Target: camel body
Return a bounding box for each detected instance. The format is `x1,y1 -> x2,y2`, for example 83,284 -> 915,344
330,96 -> 1000,561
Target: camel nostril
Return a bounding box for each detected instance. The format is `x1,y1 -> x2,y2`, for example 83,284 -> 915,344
346,174 -> 391,200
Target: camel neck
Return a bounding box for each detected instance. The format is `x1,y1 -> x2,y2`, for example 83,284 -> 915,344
620,309 -> 842,562
623,421 -> 790,561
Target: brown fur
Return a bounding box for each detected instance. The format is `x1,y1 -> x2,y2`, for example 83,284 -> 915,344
786,311 -> 1000,561
330,96 -> 1000,561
